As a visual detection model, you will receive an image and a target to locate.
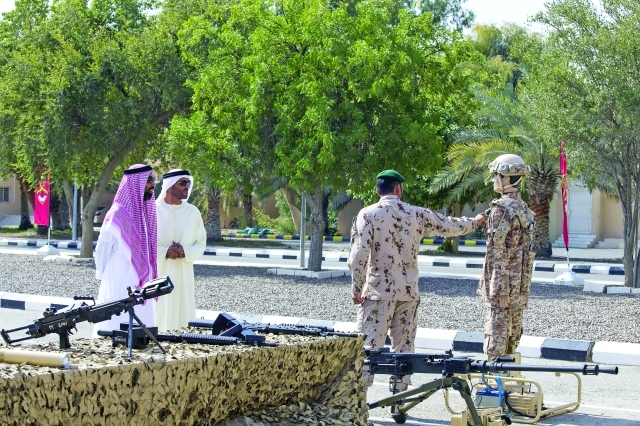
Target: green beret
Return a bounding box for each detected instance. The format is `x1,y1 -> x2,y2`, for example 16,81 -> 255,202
376,169 -> 406,183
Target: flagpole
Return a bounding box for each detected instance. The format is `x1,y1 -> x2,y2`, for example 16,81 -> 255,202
35,173 -> 59,256
47,213 -> 52,247
555,141 -> 583,286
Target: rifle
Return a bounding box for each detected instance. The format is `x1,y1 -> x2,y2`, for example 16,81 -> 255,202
365,348 -> 618,425
1,277 -> 174,350
188,313 -> 359,344
96,312 -> 347,350
97,325 -> 278,349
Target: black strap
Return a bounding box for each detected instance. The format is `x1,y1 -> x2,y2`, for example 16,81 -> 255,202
123,165 -> 152,175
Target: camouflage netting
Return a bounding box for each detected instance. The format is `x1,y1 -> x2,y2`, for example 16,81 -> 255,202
0,332 -> 369,426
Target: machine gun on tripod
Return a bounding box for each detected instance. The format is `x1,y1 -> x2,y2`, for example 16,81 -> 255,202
1,277 -> 174,352
365,348 -> 618,425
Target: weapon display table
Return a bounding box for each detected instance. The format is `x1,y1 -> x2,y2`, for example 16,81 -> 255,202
0,332 -> 368,425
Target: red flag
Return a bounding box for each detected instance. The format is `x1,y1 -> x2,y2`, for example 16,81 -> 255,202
560,142 -> 569,250
34,175 -> 50,226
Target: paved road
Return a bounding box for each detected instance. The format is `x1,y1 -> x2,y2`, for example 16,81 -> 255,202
0,243 -> 626,288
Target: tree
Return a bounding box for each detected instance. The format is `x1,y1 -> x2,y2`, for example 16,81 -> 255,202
0,0 -> 50,230
430,24 -> 559,257
176,0 -> 477,271
0,0 -> 190,257
528,0 -> 640,286
432,90 -> 560,257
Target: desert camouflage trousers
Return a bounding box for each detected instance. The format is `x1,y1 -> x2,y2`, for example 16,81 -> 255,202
483,307 -> 524,358
356,299 -> 419,391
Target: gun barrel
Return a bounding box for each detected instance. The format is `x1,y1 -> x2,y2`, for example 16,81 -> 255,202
157,333 -> 240,345
471,360 -> 619,375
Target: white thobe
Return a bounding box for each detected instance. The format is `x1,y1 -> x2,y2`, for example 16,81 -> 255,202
154,200 -> 206,332
92,226 -> 155,338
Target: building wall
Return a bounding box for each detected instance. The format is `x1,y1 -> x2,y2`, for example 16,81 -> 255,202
336,199 -> 364,235
460,203 -> 488,217
548,186 -> 623,242
0,176 -> 28,215
219,193 -> 279,229
598,191 -> 624,238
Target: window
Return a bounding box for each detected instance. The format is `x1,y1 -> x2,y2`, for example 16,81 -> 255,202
0,187 -> 9,203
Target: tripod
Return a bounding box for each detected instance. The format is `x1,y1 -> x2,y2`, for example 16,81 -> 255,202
124,306 -> 166,358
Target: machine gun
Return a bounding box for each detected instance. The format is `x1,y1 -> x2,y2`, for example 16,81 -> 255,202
98,325 -> 279,349
189,313 -> 359,345
95,312 -> 354,351
365,348 -> 618,425
1,277 -> 174,351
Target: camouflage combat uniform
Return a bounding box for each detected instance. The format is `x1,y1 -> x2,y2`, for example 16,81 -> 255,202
348,195 -> 480,390
478,194 -> 536,358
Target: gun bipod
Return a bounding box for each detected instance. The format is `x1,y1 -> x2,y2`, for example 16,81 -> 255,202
368,375 -> 494,425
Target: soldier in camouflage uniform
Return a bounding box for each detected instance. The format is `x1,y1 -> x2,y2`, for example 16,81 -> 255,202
348,170 -> 486,393
478,154 -> 536,359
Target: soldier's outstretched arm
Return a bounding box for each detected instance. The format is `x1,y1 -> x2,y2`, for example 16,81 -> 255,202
420,208 -> 482,238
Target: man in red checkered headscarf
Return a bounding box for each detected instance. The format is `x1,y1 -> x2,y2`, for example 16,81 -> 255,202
92,164 -> 158,337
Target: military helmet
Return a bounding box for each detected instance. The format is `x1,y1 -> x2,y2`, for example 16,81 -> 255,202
488,154 -> 531,176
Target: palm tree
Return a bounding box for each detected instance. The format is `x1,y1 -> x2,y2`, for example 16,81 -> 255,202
431,90 -> 559,257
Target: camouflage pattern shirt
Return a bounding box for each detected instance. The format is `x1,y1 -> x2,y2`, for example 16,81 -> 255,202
348,195 -> 480,301
478,194 -> 536,309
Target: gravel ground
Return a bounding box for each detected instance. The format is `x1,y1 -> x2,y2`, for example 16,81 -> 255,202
0,253 -> 638,344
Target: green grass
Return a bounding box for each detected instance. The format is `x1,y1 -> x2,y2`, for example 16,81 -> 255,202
0,226 -> 99,240
209,238 -> 290,249
0,226 -> 291,247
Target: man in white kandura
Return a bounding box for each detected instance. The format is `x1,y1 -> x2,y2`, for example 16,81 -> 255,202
93,164 -> 158,337
154,169 -> 206,332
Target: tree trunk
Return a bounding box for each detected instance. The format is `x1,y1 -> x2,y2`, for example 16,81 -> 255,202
622,208 -> 635,288
17,176 -> 33,230
80,185 -> 100,258
58,189 -> 70,230
50,187 -> 69,231
451,204 -> 461,254
323,189 -> 332,235
280,187 -> 301,233
18,187 -> 32,230
75,189 -> 82,238
527,169 -> 558,258
243,193 -> 253,228
62,183 -> 73,218
206,186 -> 223,243
617,171 -> 637,288
305,188 -> 325,272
